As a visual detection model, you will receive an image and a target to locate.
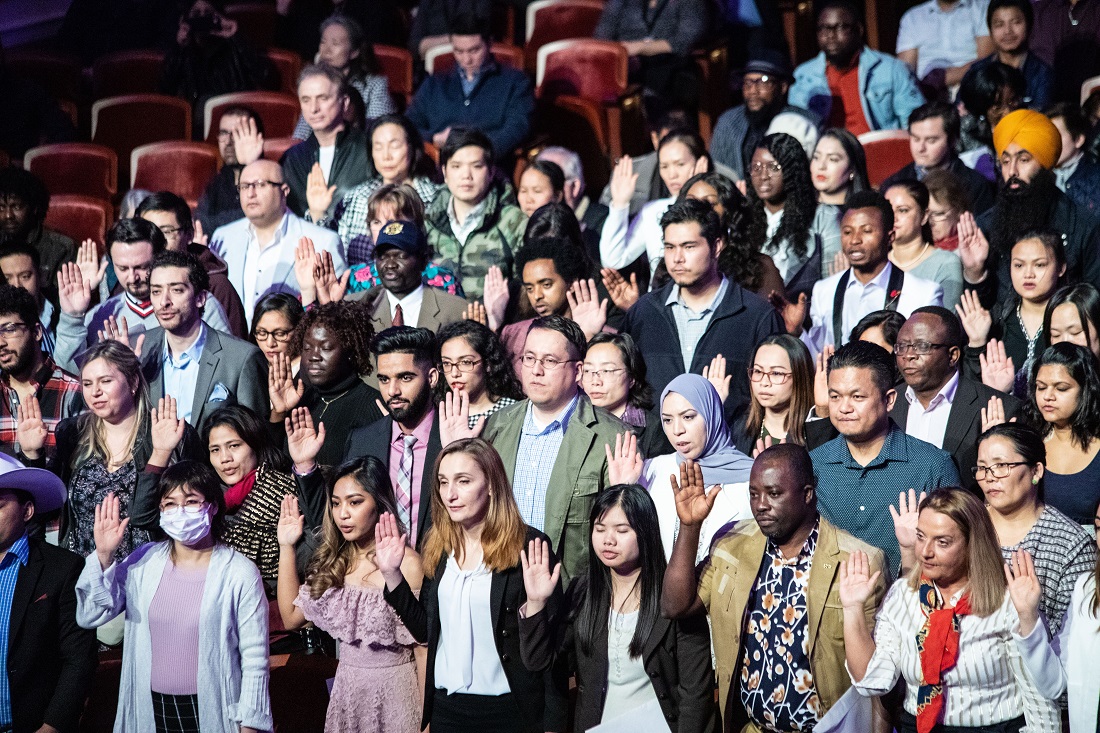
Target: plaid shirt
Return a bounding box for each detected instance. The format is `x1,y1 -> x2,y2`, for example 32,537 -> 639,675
0,356 -> 84,459
512,395 -> 578,531
332,176 -> 442,265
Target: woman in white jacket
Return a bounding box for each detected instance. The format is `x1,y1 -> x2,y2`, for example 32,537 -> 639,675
76,460 -> 271,733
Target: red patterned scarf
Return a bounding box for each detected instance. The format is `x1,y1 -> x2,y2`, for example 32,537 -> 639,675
223,469 -> 258,513
915,580 -> 971,733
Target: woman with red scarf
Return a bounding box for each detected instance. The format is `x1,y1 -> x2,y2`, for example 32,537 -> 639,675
839,487 -> 1060,733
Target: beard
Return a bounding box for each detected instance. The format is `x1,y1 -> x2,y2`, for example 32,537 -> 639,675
745,98 -> 785,128
989,168 -> 1059,255
388,383 -> 433,426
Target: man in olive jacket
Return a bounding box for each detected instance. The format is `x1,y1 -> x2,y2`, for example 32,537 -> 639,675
481,316 -> 622,582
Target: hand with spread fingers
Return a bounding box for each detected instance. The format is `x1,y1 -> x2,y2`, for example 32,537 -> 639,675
670,459 -> 719,527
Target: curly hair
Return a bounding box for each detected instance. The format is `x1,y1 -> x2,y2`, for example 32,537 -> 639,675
296,300 -> 375,376
746,133 -> 817,262
436,320 -> 523,402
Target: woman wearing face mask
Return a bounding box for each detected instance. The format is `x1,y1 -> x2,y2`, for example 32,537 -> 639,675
276,456 -> 425,733
76,461 -> 271,733
956,231 -> 1065,396
204,405 -> 297,586
841,487 -> 1060,733
1042,283 -> 1100,361
268,300 -> 383,467
923,169 -> 971,252
1023,343 -> 1100,527
601,130 -> 709,279
517,161 -> 566,219
291,15 -> 395,142
437,320 -> 522,428
249,293 -> 303,371
737,335 -> 814,454
376,438 -> 567,733
884,181 -> 964,309
517,485 -> 716,732
582,332 -> 670,457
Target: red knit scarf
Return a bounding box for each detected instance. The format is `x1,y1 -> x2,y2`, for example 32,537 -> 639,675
224,469 -> 258,513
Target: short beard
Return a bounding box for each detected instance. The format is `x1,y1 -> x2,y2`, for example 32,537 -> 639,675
3,345 -> 39,378
989,169 -> 1059,254
389,385 -> 432,426
745,98 -> 784,128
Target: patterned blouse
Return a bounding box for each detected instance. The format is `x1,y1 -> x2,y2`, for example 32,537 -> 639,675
66,458 -> 151,563
222,464 -> 297,584
468,397 -> 516,429
740,521 -> 822,732
346,261 -> 465,298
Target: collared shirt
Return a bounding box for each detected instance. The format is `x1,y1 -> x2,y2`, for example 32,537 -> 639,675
161,323 -> 208,424
903,370 -> 959,449
0,533 -> 30,728
0,356 -> 82,458
385,284 -> 425,327
447,195 -> 488,248
666,276 -> 729,371
512,395 -> 579,530
458,62 -> 488,97
741,522 -> 822,733
836,263 -> 895,344
388,410 -> 435,545
1056,151 -> 1085,191
243,212 -> 292,311
434,556 -> 510,695
896,0 -> 991,79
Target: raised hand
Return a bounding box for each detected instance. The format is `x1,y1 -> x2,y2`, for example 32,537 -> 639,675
955,290 -> 992,347
813,344 -> 834,417
277,494 -> 305,547
979,339 -> 1015,394
375,512 -> 408,585
981,395 -> 1009,432
600,268 -> 640,312
1005,549 -> 1041,634
314,251 -> 350,304
57,262 -> 92,317
294,237 -> 319,304
192,219 -> 208,247
438,390 -> 485,448
519,538 -> 561,615
463,301 -> 488,326
889,489 -> 926,554
306,163 -> 336,222
702,354 -> 731,403
231,114 -> 265,166
567,278 -> 608,339
609,156 -> 639,210
286,407 -> 326,474
670,460 -> 719,527
752,434 -> 784,458
838,550 -> 882,610
269,352 -> 304,417
150,396 -> 185,456
767,290 -> 809,335
606,432 -> 644,486
76,238 -> 108,291
98,315 -> 144,358
828,250 -> 850,277
15,395 -> 48,459
482,266 -> 509,332
957,212 -> 990,283
94,493 -> 129,570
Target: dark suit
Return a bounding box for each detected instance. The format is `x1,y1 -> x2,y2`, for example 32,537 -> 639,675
383,526 -> 568,733
1063,155 -> 1100,217
804,374 -> 1021,491
281,127 -> 371,220
141,325 -> 269,431
6,537 -> 97,732
342,414 -> 442,551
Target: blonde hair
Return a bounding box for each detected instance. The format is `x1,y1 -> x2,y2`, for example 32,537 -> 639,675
74,341 -> 150,468
907,487 -> 1007,617
421,438 -> 526,577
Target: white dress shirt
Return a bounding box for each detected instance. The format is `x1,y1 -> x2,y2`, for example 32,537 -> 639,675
434,556 -> 510,696
599,197 -> 673,275
385,284 -> 425,327
904,370 -> 959,449
896,0 -> 990,79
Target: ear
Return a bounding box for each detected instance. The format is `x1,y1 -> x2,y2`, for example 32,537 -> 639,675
1032,462 -> 1044,482
22,500 -> 34,524
884,386 -> 897,412
427,366 -> 440,389
195,289 -> 208,310
713,236 -> 726,257
948,345 -> 961,368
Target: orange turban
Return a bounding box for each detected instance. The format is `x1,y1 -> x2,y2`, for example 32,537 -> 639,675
992,110 -> 1062,170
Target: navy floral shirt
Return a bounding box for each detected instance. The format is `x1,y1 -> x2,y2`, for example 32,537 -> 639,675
740,521 -> 822,732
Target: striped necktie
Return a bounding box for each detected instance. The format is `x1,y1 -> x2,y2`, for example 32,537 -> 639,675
396,433 -> 417,544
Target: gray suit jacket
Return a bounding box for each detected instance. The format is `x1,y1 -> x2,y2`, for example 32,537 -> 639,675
141,326 -> 269,430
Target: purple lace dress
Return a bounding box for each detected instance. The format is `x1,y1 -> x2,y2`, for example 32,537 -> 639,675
295,584 -> 421,733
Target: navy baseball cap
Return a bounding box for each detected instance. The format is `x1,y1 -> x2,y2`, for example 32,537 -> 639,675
374,220 -> 428,256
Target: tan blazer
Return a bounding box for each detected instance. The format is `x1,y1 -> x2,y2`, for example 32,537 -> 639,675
698,517 -> 888,729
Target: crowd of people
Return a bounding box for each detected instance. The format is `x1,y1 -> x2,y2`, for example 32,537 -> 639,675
4,0 -> 1100,731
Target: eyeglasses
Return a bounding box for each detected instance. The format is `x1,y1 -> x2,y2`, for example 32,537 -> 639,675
749,162 -> 782,177
236,180 -> 284,192
0,323 -> 29,336
582,367 -> 625,381
893,342 -> 949,356
159,499 -> 208,514
253,328 -> 293,342
816,22 -> 854,35
441,357 -> 482,373
521,354 -> 577,371
972,462 -> 1029,480
157,225 -> 183,236
742,75 -> 778,88
748,367 -> 793,383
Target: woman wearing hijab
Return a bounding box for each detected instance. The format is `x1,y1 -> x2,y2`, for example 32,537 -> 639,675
609,374 -> 753,563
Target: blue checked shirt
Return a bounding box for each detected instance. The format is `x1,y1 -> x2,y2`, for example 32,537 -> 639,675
666,276 -> 729,371
512,395 -> 579,530
162,323 -> 208,424
0,533 -> 30,728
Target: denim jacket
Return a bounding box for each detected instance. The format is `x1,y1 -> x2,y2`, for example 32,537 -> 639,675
789,47 -> 925,131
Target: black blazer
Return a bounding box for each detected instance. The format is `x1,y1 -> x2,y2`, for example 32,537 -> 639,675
7,537 -> 97,732
518,577 -> 716,733
342,414 -> 442,551
803,375 -> 1022,491
384,526 -> 568,733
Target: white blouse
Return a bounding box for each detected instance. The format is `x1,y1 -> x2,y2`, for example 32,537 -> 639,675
434,556 -> 510,696
599,198 -> 673,276
601,610 -> 670,731
852,580 -> 1061,732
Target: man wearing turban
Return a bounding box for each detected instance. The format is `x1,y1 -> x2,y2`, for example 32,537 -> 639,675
961,109 -> 1100,305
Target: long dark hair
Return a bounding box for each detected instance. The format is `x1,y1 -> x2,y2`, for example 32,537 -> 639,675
157,460 -> 228,545
1025,342 -> 1100,449
1042,283 -> 1100,352
203,404 -> 291,473
319,14 -> 381,78
977,423 -> 1046,502
743,335 -> 814,445
884,179 -> 934,244
250,293 -> 304,360
436,320 -> 523,402
367,114 -> 435,181
575,485 -> 665,659
816,128 -> 871,198
586,332 -> 653,410
747,133 -> 816,261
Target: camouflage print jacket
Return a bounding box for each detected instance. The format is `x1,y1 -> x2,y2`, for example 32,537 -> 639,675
425,179 -> 526,299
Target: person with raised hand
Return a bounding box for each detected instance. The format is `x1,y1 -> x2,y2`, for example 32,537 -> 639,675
377,438 -> 567,733
517,485 -> 716,732
76,461 -> 271,733
842,487 -> 1060,733
437,320 -> 523,430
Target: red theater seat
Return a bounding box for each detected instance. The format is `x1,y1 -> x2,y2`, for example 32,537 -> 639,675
131,142 -> 220,209
91,95 -> 192,189
373,45 -> 414,109
24,144 -> 119,200
266,48 -> 303,96
92,50 -> 166,99
424,43 -> 524,75
263,136 -> 300,161
203,91 -> 300,143
858,130 -> 914,189
44,196 -> 114,247
524,0 -> 605,72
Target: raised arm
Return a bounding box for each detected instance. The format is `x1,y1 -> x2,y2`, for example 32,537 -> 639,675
276,494 -> 309,629
661,460 -> 718,619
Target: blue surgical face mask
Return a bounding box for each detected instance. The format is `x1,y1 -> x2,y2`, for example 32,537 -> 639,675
159,503 -> 212,545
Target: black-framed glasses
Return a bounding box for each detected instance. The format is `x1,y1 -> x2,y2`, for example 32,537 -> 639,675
441,358 -> 482,373
521,354 -> 577,371
253,328 -> 293,342
971,462 -> 1029,480
893,342 -> 949,356
236,180 -> 284,193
